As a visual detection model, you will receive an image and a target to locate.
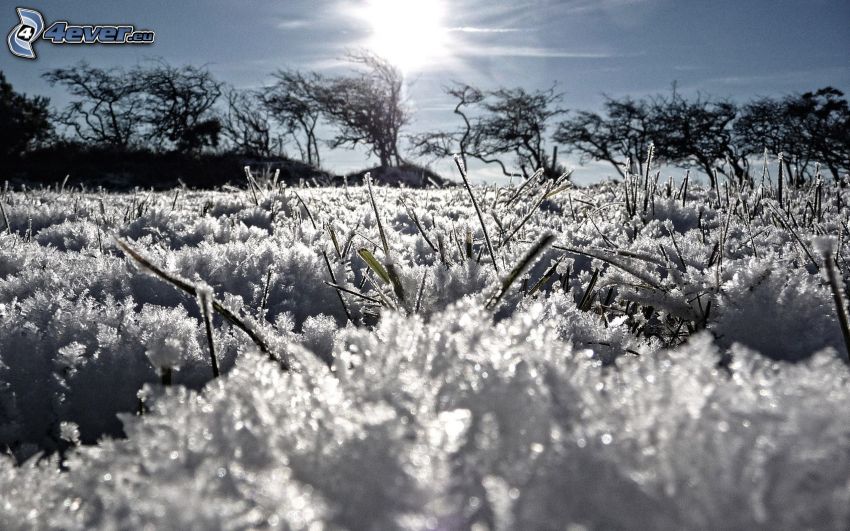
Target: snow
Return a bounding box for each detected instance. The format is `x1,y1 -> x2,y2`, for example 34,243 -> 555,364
0,177 -> 849,529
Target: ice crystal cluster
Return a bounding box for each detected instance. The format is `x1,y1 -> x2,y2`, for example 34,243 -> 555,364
0,173 -> 849,529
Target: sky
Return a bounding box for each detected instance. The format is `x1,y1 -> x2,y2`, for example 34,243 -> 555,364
1,0 -> 848,183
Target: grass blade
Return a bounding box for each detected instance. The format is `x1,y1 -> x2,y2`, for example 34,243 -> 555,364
402,199 -> 437,254
815,238 -> 850,363
323,280 -> 383,306
358,247 -> 391,284
528,255 -> 564,297
366,173 -> 390,257
455,155 -> 499,273
578,268 -> 600,311
294,191 -> 317,229
415,271 -> 428,314
0,201 -> 10,234
196,285 -> 219,378
485,232 -> 555,310
385,262 -> 407,306
322,250 -> 354,323
115,238 -> 283,369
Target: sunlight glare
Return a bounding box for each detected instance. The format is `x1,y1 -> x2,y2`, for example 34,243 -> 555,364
362,0 -> 448,72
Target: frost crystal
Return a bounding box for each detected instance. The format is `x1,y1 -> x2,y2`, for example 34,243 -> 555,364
145,337 -> 184,371
59,422 -> 81,445
1,178 -> 849,530
812,235 -> 836,254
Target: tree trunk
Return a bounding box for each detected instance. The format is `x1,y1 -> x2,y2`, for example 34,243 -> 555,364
551,145 -> 558,177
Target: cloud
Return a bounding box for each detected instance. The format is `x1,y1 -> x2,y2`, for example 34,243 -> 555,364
448,26 -> 525,33
302,57 -> 352,71
561,0 -> 658,14
414,102 -> 462,113
461,45 -> 615,59
276,19 -> 310,30
672,65 -> 705,72
702,67 -> 847,87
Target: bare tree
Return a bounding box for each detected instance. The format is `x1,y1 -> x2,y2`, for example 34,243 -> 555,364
412,83 -> 484,171
315,51 -> 409,168
652,92 -> 746,183
0,71 -> 52,160
221,88 -> 281,157
554,96 -> 655,179
414,84 -> 564,178
476,87 -> 565,178
43,62 -> 145,149
262,70 -> 323,166
735,87 -> 850,183
792,87 -> 850,181
138,62 -> 223,154
446,84 -> 484,170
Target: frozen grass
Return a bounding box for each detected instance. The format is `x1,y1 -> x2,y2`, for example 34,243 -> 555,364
1,160 -> 849,529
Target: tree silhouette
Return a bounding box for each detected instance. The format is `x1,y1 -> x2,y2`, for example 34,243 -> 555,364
138,63 -> 222,154
736,87 -> 849,183
414,84 -> 565,179
221,88 -> 280,158
412,84 -> 484,172
314,52 -> 408,168
43,63 -> 145,149
652,92 -> 745,183
476,87 -> 565,179
555,97 -> 654,178
263,70 -> 323,166
0,71 -> 51,161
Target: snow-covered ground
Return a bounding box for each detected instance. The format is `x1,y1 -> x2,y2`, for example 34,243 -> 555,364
1,171 -> 848,529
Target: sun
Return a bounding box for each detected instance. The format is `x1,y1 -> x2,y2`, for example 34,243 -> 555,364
361,0 -> 448,72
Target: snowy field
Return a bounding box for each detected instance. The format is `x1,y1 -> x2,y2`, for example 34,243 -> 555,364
1,168 -> 849,529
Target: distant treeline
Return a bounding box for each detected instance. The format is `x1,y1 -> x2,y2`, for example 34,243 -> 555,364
1,52 -> 848,187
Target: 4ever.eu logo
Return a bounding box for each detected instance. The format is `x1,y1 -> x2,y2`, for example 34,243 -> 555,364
8,7 -> 154,59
